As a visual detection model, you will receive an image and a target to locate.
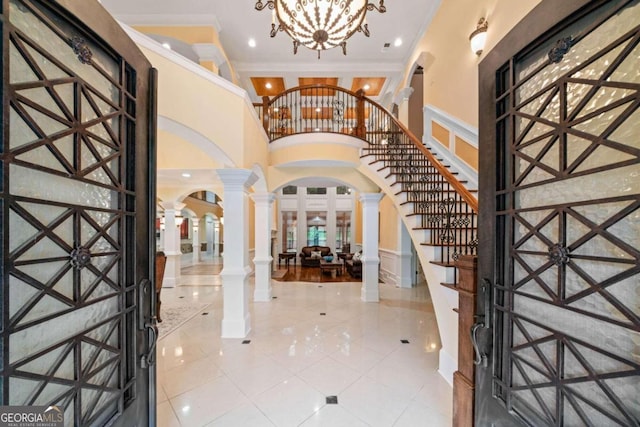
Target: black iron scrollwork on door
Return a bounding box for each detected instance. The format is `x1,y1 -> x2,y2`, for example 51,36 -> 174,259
70,246 -> 92,270
71,36 -> 93,64
548,36 -> 574,63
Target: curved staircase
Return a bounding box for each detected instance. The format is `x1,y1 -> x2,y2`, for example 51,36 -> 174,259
258,85 -> 479,379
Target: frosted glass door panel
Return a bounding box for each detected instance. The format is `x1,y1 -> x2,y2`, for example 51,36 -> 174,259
494,0 -> 640,425
2,1 -> 137,425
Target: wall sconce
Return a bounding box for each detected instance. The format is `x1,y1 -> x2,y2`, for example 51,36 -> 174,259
469,18 -> 488,56
175,215 -> 184,227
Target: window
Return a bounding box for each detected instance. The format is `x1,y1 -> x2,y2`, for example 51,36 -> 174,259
306,187 -> 327,195
336,186 -> 351,195
189,191 -> 219,204
281,211 -> 297,252
282,185 -> 297,195
306,211 -> 327,246
336,211 -> 351,251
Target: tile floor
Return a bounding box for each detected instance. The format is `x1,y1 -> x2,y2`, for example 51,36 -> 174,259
156,261 -> 452,427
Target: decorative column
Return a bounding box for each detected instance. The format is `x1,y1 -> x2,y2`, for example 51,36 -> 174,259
159,217 -> 165,250
394,86 -> 414,128
398,219 -> 414,288
251,193 -> 275,302
191,218 -> 201,265
214,220 -> 221,257
360,193 -> 384,302
160,201 -> 185,288
192,43 -> 226,74
216,169 -> 258,338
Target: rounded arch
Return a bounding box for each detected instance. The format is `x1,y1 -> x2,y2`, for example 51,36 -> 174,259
251,163 -> 268,193
268,167 -> 379,194
181,207 -> 197,219
145,34 -> 200,62
158,115 -> 236,167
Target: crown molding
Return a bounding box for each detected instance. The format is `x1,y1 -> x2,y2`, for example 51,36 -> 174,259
233,61 -> 403,74
114,13 -> 222,31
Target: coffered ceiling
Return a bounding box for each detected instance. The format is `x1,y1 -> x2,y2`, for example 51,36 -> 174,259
100,0 -> 440,102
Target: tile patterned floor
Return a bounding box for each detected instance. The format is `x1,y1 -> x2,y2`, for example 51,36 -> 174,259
157,260 -> 452,426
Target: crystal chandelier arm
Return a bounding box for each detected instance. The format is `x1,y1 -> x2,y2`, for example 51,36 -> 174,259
366,1 -> 386,13
255,0 -> 275,11
358,23 -> 370,37
270,23 -> 283,38
340,41 -> 347,55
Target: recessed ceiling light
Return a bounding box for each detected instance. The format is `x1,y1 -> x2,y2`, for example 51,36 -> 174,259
181,173 -> 191,178
248,38 -> 256,48
162,42 -> 171,50
265,82 -> 272,89
394,38 -> 403,47
363,84 -> 371,91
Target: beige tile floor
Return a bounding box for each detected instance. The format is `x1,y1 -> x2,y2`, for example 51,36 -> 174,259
156,259 -> 452,426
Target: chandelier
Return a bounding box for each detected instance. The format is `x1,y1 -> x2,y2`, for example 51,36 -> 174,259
255,0 -> 386,58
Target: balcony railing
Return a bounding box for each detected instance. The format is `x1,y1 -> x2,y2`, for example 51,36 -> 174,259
259,84 -> 478,266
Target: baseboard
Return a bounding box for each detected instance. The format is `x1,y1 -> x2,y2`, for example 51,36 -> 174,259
438,348 -> 457,387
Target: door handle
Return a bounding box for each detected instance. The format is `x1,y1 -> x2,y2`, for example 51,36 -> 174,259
471,321 -> 488,367
141,321 -> 158,369
470,278 -> 493,367
137,278 -> 158,368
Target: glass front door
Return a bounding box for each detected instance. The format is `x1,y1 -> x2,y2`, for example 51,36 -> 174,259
1,0 -> 155,425
478,0 -> 639,425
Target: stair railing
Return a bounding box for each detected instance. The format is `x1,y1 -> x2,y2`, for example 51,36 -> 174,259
261,85 -> 478,266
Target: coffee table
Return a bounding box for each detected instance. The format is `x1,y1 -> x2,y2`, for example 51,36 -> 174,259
319,259 -> 343,281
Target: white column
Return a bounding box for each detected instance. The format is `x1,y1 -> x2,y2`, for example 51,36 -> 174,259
217,169 -> 258,338
159,217 -> 165,250
160,201 -> 186,288
191,218 -> 201,265
251,193 -> 275,302
398,219 -> 414,288
327,187 -> 337,253
394,86 -> 414,128
214,221 -> 221,257
360,193 -> 384,302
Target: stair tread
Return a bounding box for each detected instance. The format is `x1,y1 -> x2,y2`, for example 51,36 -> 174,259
386,171 -> 459,179
421,242 -> 476,247
429,261 -> 457,268
413,226 -> 478,231
440,282 -> 458,292
391,179 -> 468,187
402,200 -> 475,207
396,190 -> 476,198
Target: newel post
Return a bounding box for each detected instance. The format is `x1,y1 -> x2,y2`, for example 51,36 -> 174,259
355,89 -> 366,138
262,95 -> 270,134
453,255 -> 478,427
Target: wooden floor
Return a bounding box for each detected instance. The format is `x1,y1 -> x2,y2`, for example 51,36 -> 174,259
273,264 -> 361,283
180,257 -> 360,283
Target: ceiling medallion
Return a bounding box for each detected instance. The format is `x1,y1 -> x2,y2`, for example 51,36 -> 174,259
255,0 -> 386,59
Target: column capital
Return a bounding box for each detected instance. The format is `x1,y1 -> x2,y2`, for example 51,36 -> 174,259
250,192 -> 276,204
359,192 -> 384,205
160,201 -> 186,211
191,218 -> 201,226
216,168 -> 258,192
192,43 -> 226,66
394,86 -> 414,104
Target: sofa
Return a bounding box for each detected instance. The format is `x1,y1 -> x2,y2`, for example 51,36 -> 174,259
299,246 -> 332,267
344,252 -> 363,278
